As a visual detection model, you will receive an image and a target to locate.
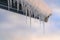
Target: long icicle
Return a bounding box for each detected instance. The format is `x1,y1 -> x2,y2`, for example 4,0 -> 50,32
8,0 -> 10,10
13,0 -> 15,6
29,8 -> 31,29
21,0 -> 24,14
39,16 -> 41,34
17,0 -> 19,12
10,0 -> 12,8
26,5 -> 27,24
34,10 -> 35,19
43,21 -> 45,35
23,1 -> 26,15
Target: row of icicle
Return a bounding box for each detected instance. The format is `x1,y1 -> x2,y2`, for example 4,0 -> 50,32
7,0 -> 45,34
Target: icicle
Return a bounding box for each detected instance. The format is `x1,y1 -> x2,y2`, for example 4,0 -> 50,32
29,8 -> 31,29
43,21 -> 45,35
10,0 -> 12,7
13,0 -> 16,6
17,0 -> 19,12
21,0 -> 25,14
26,5 -> 27,24
8,0 -> 10,10
34,10 -> 35,18
20,0 -> 23,10
39,16 -> 42,35
39,16 -> 41,26
34,9 -> 37,19
30,12 -> 31,29
23,3 -> 25,12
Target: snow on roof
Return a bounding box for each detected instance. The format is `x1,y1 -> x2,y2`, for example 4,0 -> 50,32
25,0 -> 52,16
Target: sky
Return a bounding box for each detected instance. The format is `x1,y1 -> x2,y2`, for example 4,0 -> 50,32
44,0 -> 60,33
0,0 -> 60,40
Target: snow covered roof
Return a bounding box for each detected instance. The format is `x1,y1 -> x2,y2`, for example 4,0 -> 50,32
21,0 -> 52,22
25,0 -> 52,16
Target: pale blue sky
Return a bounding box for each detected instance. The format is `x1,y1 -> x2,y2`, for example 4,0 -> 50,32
45,0 -> 60,33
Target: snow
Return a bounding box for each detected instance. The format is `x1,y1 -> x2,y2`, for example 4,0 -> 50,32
23,0 -> 52,16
